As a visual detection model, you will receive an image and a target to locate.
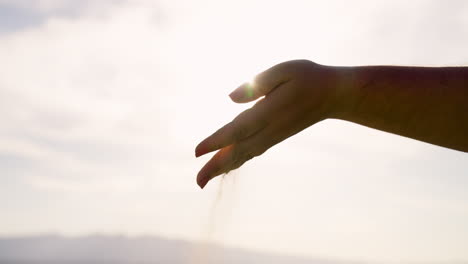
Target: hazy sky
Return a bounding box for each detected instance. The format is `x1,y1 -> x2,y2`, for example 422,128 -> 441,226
1,0 -> 468,263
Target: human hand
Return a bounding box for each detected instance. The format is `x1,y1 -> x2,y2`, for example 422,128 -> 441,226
195,60 -> 347,188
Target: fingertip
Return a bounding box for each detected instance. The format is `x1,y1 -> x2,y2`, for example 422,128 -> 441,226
195,141 -> 210,157
229,82 -> 256,103
197,168 -> 211,189
197,176 -> 207,189
197,147 -> 232,189
196,159 -> 212,189
198,173 -> 216,189
228,83 -> 246,102
195,145 -> 204,157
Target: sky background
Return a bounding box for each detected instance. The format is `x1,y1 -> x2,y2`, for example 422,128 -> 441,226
0,0 -> 468,263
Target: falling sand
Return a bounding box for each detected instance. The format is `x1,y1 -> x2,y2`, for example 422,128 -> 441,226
189,172 -> 238,264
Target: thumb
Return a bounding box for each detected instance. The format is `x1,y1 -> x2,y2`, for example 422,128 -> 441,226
229,63 -> 290,103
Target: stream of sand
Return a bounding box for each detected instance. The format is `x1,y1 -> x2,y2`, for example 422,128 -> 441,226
189,173 -> 238,263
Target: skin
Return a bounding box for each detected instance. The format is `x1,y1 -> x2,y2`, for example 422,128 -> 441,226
195,60 -> 468,189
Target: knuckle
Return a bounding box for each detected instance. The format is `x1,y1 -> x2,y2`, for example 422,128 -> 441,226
234,108 -> 252,121
255,80 -> 270,94
231,145 -> 245,162
238,146 -> 257,162
251,147 -> 265,158
231,110 -> 252,140
228,143 -> 269,171
232,125 -> 249,141
230,151 -> 249,171
244,152 -> 255,161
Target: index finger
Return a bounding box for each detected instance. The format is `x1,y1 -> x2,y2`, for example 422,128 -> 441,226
195,106 -> 268,157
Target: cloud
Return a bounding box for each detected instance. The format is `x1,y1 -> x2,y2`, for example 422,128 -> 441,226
0,2 -> 175,193
0,0 -> 127,34
0,0 -> 127,15
345,0 -> 468,65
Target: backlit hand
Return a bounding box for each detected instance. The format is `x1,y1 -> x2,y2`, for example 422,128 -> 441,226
195,60 -> 345,188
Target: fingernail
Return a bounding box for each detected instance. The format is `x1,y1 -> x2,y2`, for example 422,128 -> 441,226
229,83 -> 248,100
197,174 -> 208,189
229,89 -> 242,100
195,144 -> 206,157
198,180 -> 207,189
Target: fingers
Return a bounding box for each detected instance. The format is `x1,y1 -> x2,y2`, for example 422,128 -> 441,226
196,108 -> 302,189
229,63 -> 291,103
195,78 -> 294,158
196,63 -> 294,157
197,145 -> 235,188
196,108 -> 290,189
197,131 -> 271,189
197,100 -> 325,189
195,103 -> 269,157
229,82 -> 262,103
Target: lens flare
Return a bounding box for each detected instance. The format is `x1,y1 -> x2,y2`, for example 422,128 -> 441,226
245,82 -> 254,99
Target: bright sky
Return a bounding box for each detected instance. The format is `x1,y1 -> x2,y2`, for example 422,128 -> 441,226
1,0 -> 468,263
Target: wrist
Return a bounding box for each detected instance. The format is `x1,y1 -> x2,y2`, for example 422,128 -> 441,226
325,65 -> 360,120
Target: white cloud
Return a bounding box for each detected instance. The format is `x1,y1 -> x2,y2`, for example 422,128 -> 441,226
0,2 -> 174,192
0,0 -> 121,13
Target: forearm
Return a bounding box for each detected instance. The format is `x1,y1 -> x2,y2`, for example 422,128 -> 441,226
332,65 -> 468,152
